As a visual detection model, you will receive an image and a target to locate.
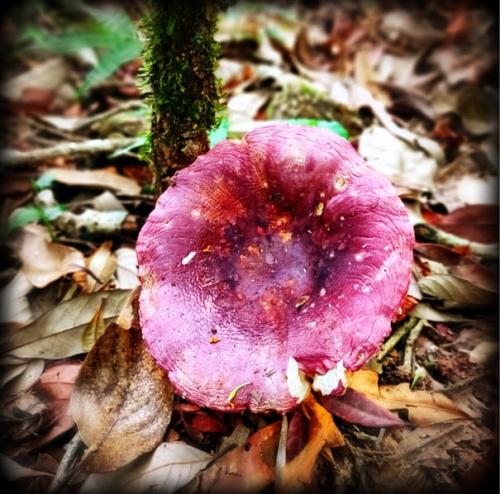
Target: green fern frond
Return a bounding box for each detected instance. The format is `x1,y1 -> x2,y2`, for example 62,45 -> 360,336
23,5 -> 143,95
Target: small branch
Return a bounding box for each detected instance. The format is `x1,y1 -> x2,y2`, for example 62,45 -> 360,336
0,137 -> 140,165
376,317 -> 418,362
48,430 -> 86,494
399,319 -> 426,377
415,223 -> 498,260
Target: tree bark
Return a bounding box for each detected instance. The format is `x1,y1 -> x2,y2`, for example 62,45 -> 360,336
142,0 -> 222,194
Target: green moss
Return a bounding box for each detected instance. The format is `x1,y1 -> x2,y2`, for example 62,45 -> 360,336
140,1 -> 225,194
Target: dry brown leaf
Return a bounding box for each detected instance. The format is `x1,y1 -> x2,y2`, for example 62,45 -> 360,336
82,301 -> 107,352
279,395 -> 344,493
348,369 -> 470,426
84,241 -> 117,292
0,290 -> 131,359
69,324 -> 174,473
183,422 -> 281,493
47,168 -> 141,196
17,224 -> 84,289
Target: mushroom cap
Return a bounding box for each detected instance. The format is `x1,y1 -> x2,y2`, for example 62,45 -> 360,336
137,124 -> 414,413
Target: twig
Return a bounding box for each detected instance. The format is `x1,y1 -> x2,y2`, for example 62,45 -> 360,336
72,100 -> 147,130
415,223 -> 498,260
275,414 -> 288,493
399,319 -> 426,377
48,430 -> 86,494
376,318 -> 418,362
0,137 -> 140,165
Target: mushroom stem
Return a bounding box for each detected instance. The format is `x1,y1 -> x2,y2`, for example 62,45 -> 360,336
376,317 -> 418,362
414,223 -> 498,260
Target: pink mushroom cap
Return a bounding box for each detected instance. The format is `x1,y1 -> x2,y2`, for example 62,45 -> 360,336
137,124 -> 414,413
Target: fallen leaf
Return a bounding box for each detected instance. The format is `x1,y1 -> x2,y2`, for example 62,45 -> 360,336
16,224 -> 84,289
69,324 -> 174,472
25,362 -> 82,451
285,407 -> 309,462
81,442 -> 212,494
428,205 -> 498,244
449,261 -> 498,292
348,369 -> 470,426
183,422 -> 281,493
0,290 -> 131,359
56,209 -> 128,236
320,388 -> 405,428
115,247 -> 140,289
358,125 -> 441,190
280,395 -> 344,492
467,341 -> 499,365
186,412 -> 228,434
0,271 -> 33,324
409,303 -> 470,322
418,274 -> 497,305
44,168 -> 140,196
85,242 -> 117,292
81,301 -> 106,352
2,359 -> 45,397
2,58 -> 68,101
0,454 -> 52,481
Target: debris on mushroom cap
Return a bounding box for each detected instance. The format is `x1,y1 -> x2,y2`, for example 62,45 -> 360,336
136,124 -> 414,413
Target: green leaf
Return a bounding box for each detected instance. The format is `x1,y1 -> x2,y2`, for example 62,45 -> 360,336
209,118 -> 229,147
34,172 -> 55,190
79,40 -> 142,95
284,118 -> 350,139
8,207 -> 44,232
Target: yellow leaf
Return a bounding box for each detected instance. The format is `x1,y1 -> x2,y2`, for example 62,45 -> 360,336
81,300 -> 106,352
348,369 -> 470,426
280,395 -> 344,492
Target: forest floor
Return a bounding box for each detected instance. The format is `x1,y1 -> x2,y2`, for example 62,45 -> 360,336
0,1 -> 498,493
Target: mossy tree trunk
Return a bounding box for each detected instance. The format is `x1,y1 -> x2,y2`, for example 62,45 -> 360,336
141,1 -> 222,194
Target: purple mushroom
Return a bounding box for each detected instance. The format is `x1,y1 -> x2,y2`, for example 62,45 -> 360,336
137,124 -> 414,413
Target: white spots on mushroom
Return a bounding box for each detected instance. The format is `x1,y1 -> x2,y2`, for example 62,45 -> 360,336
265,253 -> 275,265
355,252 -> 366,262
181,251 -> 197,265
329,251 -> 335,259
286,357 -> 310,402
384,245 -> 391,251
191,209 -> 202,218
361,284 -> 371,293
320,287 -> 326,297
340,216 -> 345,221
312,360 -> 347,396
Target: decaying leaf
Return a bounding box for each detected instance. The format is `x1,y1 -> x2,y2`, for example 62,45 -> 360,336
418,274 -> 497,305
81,301 -> 106,352
84,241 -> 117,292
348,369 -> 470,426
69,324 -> 174,473
279,395 -> 345,493
43,168 -> 141,196
0,271 -> 33,324
320,388 -> 405,428
115,247 -> 140,290
81,442 -> 212,494
183,422 -> 281,493
0,290 -> 131,359
2,359 -> 45,397
17,224 -> 85,289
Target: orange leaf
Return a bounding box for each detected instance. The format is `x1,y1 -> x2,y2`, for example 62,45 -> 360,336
280,395 -> 344,492
348,369 -> 470,426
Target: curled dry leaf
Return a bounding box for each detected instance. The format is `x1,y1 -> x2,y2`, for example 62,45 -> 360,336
2,359 -> 45,397
183,422 -> 281,494
85,242 -> 117,293
69,324 -> 174,473
0,271 -> 33,324
0,290 -> 131,359
115,247 -> 140,290
279,395 -> 345,493
44,168 -> 141,196
17,224 -> 85,289
348,369 -> 470,426
81,442 -> 212,494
